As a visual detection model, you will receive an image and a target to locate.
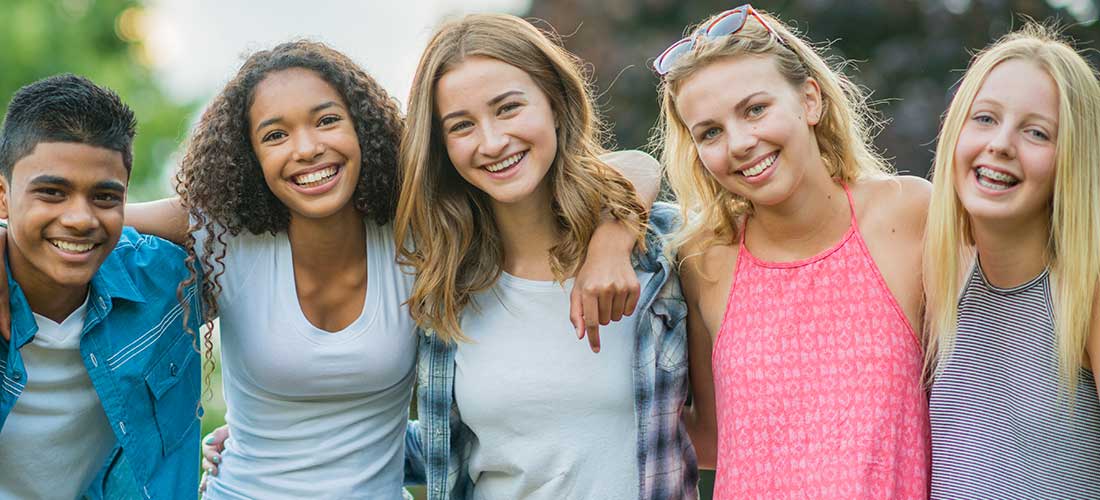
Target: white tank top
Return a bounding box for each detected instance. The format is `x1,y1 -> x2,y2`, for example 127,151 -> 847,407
201,222 -> 417,500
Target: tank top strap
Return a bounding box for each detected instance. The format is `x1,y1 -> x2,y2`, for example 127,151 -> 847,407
840,181 -> 858,227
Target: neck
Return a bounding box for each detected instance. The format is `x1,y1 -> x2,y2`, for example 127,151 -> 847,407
748,159 -> 849,252
492,185 -> 559,281
286,204 -> 367,271
971,211 -> 1051,288
8,248 -> 88,324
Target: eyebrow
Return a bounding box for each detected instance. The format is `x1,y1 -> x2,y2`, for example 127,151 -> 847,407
439,90 -> 525,124
690,91 -> 768,134
28,175 -> 126,192
254,101 -> 342,132
971,98 -> 1057,126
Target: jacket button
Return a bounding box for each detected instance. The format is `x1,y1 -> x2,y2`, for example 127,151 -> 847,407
12,371 -> 22,381
169,363 -> 178,377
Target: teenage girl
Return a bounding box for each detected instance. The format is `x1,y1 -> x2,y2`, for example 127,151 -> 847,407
923,24 -> 1100,498
396,13 -> 700,500
654,5 -> 931,498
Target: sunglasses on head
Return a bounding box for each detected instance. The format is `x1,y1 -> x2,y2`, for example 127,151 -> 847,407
653,4 -> 787,76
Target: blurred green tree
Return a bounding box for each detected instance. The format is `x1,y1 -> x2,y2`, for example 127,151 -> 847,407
0,0 -> 196,200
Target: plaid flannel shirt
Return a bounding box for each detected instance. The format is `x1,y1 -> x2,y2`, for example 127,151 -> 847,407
404,203 -> 699,500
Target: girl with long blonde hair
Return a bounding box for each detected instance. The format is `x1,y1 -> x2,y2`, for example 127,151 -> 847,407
924,24 -> 1100,497
396,13 -> 702,500
654,5 -> 931,497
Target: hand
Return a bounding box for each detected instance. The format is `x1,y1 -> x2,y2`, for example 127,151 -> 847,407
199,425 -> 229,494
0,224 -> 9,343
569,220 -> 640,353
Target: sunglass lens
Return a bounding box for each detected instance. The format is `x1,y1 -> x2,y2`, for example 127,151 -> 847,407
655,38 -> 694,74
706,8 -> 748,37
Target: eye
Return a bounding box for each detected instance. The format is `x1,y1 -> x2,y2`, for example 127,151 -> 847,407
261,130 -> 287,143
318,114 -> 342,127
972,114 -> 995,125
747,104 -> 767,117
93,192 -> 123,206
498,102 -> 522,115
35,187 -> 65,200
1026,128 -> 1051,141
700,127 -> 722,141
448,120 -> 473,134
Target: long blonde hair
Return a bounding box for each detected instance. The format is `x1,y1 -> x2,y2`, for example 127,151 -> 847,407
924,24 -> 1100,395
653,9 -> 891,257
394,13 -> 646,343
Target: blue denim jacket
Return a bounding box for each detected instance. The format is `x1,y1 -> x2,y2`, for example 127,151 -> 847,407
0,228 -> 203,500
404,203 -> 699,500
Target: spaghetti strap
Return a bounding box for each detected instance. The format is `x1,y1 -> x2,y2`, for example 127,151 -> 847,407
840,181 -> 858,226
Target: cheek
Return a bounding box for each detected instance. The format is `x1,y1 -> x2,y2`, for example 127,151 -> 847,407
696,143 -> 727,177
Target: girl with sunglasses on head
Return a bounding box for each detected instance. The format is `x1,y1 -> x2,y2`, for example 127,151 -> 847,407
654,5 -> 931,498
22,39 -> 650,498
923,24 -> 1100,498
396,12 -> 702,500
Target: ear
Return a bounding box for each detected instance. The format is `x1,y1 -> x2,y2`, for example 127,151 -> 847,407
0,177 -> 9,221
801,77 -> 823,126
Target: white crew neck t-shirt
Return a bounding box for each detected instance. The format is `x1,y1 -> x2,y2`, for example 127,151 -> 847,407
0,298 -> 116,499
453,272 -> 645,500
202,222 -> 417,500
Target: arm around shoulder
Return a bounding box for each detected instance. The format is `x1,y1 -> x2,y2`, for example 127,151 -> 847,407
126,197 -> 190,245
678,244 -> 719,469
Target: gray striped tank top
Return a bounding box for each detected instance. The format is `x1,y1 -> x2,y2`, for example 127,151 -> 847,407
930,264 -> 1100,499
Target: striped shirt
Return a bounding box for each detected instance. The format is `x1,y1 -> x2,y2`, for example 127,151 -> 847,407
930,264 -> 1100,499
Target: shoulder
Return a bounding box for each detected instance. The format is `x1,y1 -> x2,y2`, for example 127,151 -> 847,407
113,227 -> 189,270
853,175 -> 931,232
677,227 -> 738,300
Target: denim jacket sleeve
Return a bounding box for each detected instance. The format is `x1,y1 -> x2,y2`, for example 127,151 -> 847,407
404,419 -> 428,486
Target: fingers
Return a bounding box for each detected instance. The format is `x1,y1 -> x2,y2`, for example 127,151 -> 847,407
569,286 -> 584,340
582,292 -> 601,353
623,283 -> 640,318
610,292 -> 627,323
202,456 -> 219,477
597,289 -> 613,326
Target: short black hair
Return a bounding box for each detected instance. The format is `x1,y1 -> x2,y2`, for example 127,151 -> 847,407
0,74 -> 137,179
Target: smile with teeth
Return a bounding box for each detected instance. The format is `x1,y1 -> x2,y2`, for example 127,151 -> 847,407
975,166 -> 1020,191
741,153 -> 777,177
293,166 -> 339,187
50,240 -> 96,253
485,152 -> 525,173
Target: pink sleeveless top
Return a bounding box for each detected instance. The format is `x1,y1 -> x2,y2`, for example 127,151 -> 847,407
712,185 -> 930,499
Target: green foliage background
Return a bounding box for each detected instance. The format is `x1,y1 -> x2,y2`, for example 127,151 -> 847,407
0,0 -> 196,200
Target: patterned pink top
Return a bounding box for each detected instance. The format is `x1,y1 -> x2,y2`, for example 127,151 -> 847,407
712,184 -> 930,499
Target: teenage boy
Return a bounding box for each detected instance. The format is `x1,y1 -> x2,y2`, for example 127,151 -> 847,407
0,74 -> 202,499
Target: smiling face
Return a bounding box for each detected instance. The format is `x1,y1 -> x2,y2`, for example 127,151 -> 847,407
435,56 -> 559,208
249,67 -> 362,222
953,59 -> 1059,228
674,54 -> 822,207
0,142 -> 127,296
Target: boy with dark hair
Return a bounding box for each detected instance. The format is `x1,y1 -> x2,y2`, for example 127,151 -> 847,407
0,74 -> 202,499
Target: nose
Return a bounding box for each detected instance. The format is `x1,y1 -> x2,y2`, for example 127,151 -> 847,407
291,128 -> 326,163
986,123 -> 1016,160
477,122 -> 509,159
727,123 -> 759,160
58,198 -> 100,234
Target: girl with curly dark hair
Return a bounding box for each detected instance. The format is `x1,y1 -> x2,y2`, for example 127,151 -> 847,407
116,39 -> 655,497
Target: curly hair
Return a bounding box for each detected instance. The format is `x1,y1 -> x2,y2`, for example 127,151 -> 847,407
173,40 -> 405,388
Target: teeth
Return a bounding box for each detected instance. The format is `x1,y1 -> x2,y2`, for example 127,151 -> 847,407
485,152 -> 524,173
742,153 -> 777,177
51,240 -> 95,253
976,166 -> 1019,187
293,166 -> 338,186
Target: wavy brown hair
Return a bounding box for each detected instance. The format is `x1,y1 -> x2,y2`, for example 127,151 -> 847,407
394,13 -> 646,343
174,40 -> 405,387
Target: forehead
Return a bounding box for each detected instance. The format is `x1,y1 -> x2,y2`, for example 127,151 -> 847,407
674,55 -> 789,123
972,59 -> 1059,119
11,142 -> 128,186
435,56 -> 545,114
249,68 -> 346,120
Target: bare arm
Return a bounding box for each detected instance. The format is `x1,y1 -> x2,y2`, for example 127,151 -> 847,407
680,253 -> 718,469
126,197 -> 191,245
570,151 -> 661,351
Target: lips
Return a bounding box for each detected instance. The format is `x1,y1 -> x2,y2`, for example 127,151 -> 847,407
974,165 -> 1020,191
291,164 -> 340,187
48,239 -> 98,253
